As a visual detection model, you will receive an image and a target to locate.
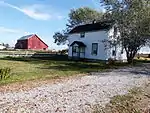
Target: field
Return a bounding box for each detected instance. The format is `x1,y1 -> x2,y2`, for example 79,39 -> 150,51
0,57 -> 112,85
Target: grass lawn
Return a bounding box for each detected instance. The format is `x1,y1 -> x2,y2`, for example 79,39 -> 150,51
0,57 -> 115,85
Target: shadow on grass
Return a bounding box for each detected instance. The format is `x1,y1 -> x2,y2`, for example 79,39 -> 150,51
116,68 -> 150,76
119,65 -> 150,76
134,59 -> 150,63
40,61 -> 109,73
0,55 -> 68,63
0,56 -> 110,73
0,56 -> 131,74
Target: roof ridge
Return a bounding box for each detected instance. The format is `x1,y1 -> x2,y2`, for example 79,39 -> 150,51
69,21 -> 113,34
18,34 -> 34,41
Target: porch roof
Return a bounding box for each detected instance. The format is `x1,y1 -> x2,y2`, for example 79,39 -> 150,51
70,41 -> 86,47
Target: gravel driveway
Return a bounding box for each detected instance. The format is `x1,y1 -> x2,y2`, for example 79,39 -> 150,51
0,65 -> 150,113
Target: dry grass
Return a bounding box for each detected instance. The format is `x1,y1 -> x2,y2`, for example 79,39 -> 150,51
135,57 -> 150,61
93,83 -> 150,113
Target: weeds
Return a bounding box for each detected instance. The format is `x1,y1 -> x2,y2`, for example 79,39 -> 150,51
0,67 -> 12,80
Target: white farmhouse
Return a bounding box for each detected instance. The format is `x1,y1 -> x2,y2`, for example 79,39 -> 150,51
68,21 -> 127,61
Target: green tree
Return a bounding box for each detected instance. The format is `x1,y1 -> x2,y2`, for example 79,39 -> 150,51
53,30 -> 68,45
67,7 -> 103,28
53,7 -> 103,45
101,0 -> 150,63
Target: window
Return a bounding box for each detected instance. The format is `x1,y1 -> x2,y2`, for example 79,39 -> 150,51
92,43 -> 98,55
121,48 -> 123,54
80,32 -> 85,38
80,47 -> 85,53
72,46 -> 79,53
112,50 -> 116,56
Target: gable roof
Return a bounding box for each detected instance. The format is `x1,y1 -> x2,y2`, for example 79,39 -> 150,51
70,41 -> 86,47
35,35 -> 49,47
18,34 -> 34,40
69,21 -> 113,34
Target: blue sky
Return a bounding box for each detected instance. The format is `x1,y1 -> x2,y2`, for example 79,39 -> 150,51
0,0 -> 102,50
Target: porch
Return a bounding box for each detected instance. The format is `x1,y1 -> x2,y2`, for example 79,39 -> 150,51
70,41 -> 86,60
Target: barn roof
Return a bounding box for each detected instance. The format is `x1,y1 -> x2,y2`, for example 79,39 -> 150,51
69,21 -> 113,34
18,34 -> 34,40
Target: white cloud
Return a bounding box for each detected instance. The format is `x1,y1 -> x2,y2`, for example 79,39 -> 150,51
0,26 -> 33,36
0,27 -> 20,33
20,4 -> 52,20
56,15 -> 64,20
0,1 -> 63,20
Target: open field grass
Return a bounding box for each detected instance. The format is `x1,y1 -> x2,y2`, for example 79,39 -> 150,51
0,55 -> 148,85
0,57 -> 118,85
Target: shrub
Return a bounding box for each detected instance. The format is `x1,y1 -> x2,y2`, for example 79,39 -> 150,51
0,67 -> 12,80
107,58 -> 115,65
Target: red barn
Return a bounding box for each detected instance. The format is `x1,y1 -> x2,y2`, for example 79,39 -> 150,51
15,34 -> 48,50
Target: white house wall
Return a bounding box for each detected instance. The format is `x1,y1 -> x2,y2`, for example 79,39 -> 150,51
68,30 -> 109,60
107,47 -> 127,61
68,27 -> 128,61
107,26 -> 127,61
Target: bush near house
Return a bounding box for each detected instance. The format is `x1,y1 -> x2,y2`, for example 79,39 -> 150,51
57,49 -> 68,55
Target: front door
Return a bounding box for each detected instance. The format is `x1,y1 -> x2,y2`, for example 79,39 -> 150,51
72,46 -> 80,58
72,46 -> 85,59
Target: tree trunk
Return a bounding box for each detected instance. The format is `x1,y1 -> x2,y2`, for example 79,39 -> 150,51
127,57 -> 133,64
126,51 -> 137,64
125,46 -> 138,64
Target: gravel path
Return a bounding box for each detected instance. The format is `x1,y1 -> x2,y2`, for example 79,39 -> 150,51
0,66 -> 149,113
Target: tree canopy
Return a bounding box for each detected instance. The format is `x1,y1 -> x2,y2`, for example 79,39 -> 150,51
53,7 -> 103,45
67,7 -> 103,29
101,0 -> 150,63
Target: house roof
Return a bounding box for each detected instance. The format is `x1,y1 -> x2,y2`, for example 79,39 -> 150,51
70,41 -> 86,47
69,21 -> 113,34
18,34 -> 34,40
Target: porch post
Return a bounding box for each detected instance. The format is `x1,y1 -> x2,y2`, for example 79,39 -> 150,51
78,47 -> 80,58
72,46 -> 73,59
84,47 -> 85,59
